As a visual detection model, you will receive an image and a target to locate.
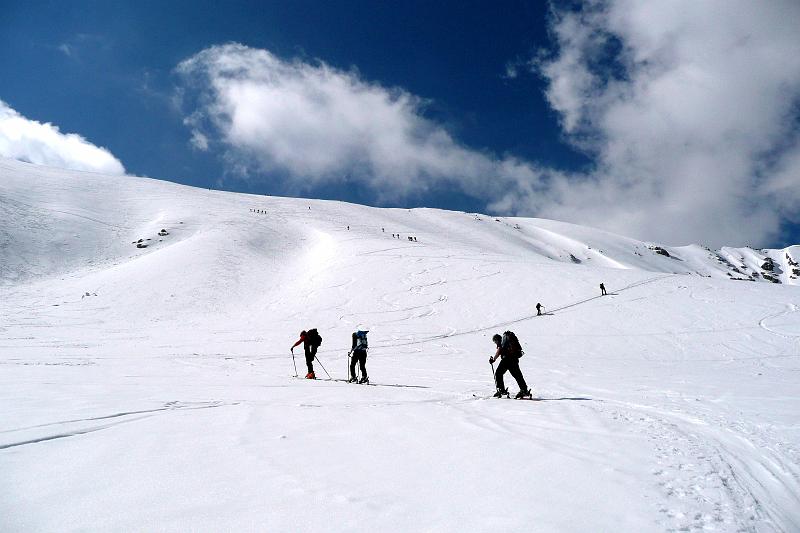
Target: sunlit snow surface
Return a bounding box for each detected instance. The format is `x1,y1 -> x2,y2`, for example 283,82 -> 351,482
1,158 -> 799,532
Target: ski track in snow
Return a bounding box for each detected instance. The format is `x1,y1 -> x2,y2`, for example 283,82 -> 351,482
759,304 -> 800,339
605,397 -> 800,532
0,402 -> 237,449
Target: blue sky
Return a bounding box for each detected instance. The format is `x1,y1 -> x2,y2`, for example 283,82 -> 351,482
2,1 -> 799,247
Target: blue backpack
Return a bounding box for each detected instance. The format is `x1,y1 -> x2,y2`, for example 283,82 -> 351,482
355,330 -> 369,350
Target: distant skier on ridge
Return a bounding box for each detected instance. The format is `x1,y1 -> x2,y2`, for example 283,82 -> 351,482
291,328 -> 322,379
600,282 -> 607,296
489,332 -> 531,399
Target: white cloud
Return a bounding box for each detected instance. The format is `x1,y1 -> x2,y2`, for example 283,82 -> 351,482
178,5 -> 800,248
0,100 -> 125,175
531,0 -> 800,246
175,43 -> 550,202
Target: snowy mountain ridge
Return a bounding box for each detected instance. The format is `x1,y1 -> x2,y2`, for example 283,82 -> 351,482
1,158 -> 797,287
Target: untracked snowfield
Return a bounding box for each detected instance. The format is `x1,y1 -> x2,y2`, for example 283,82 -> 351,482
1,159 -> 799,532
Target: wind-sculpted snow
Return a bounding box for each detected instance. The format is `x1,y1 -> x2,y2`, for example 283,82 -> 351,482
1,158 -> 799,531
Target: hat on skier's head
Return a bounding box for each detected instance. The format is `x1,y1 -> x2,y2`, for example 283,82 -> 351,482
492,334 -> 502,344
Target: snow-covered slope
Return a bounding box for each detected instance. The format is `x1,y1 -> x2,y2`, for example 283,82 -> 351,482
1,158 -> 799,532
2,158 -> 797,289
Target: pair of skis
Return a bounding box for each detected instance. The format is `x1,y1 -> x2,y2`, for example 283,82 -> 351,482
472,392 -> 537,401
292,376 -> 428,389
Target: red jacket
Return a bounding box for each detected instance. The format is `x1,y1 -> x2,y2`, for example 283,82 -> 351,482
291,332 -> 307,351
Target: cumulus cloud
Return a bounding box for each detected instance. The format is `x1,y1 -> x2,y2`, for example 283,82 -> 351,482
0,100 -> 125,175
175,43 -> 552,201
528,0 -> 800,245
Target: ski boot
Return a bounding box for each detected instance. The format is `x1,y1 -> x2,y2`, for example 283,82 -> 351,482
348,376 -> 358,383
359,375 -> 369,384
493,388 -> 509,398
515,388 -> 532,399
305,372 -> 316,379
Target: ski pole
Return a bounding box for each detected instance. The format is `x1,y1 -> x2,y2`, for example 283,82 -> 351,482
291,350 -> 298,377
490,360 -> 498,390
347,351 -> 360,381
314,355 -> 331,379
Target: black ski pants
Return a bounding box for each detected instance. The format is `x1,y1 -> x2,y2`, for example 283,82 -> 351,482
495,356 -> 527,391
350,349 -> 367,379
304,345 -> 317,374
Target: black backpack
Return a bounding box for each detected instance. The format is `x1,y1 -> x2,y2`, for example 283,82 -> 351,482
502,331 -> 523,358
307,328 -> 322,347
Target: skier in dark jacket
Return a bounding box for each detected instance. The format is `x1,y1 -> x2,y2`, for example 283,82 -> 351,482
600,282 -> 607,296
291,329 -> 320,379
489,332 -> 531,398
349,330 -> 369,384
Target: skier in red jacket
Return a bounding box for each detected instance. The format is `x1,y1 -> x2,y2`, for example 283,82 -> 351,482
291,329 -> 321,379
